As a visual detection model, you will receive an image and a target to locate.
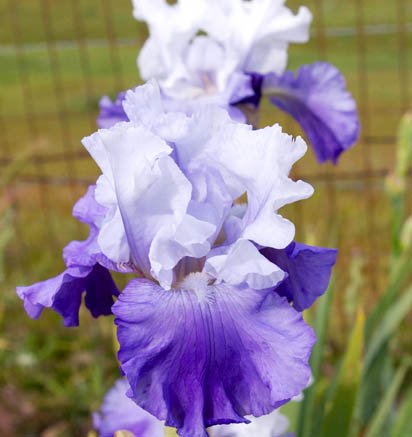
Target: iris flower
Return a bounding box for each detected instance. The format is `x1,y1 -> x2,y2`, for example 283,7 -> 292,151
18,81 -> 336,436
114,0 -> 359,163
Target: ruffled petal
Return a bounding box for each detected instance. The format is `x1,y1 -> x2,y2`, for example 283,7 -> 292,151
262,242 -> 338,311
93,378 -> 164,437
83,123 -> 173,269
195,0 -> 312,75
123,81 -> 193,142
242,4 -> 312,74
205,240 -> 285,290
123,80 -> 167,126
196,122 -> 313,248
134,0 -> 206,84
90,116 -> 227,288
97,92 -> 128,129
263,62 -> 360,163
16,264 -> 118,327
113,279 -> 315,437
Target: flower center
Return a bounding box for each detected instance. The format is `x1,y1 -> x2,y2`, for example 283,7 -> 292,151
173,256 -> 206,286
177,271 -> 214,294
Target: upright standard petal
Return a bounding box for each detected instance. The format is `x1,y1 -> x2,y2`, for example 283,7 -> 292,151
133,0 -> 310,111
241,2 -> 312,75
195,122 -> 313,249
191,0 -> 312,75
93,378 -> 164,437
263,62 -> 360,163
113,278 -> 315,437
262,242 -> 338,311
134,0 -> 207,85
89,122 -> 215,288
97,92 -> 129,129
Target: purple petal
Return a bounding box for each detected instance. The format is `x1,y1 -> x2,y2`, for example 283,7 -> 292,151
84,264 -> 120,318
72,184 -> 107,228
113,278 -> 315,437
93,378 -> 164,437
63,186 -> 134,274
232,72 -> 264,108
16,264 -> 118,327
63,185 -> 105,268
263,62 -> 360,163
97,92 -> 129,129
262,242 -> 337,311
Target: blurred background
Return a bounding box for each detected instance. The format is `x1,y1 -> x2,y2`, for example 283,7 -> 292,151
1,0 -> 411,435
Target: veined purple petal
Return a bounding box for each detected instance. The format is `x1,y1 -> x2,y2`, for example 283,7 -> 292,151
263,62 -> 360,163
262,242 -> 338,311
113,278 -> 315,437
93,378 -> 164,437
16,264 -> 118,327
97,92 -> 129,129
17,186 -> 122,326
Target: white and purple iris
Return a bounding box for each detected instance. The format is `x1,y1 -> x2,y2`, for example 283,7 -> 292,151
18,81 -> 337,437
99,0 -> 359,163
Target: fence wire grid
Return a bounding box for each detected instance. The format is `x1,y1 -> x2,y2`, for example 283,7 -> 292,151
1,0 -> 412,302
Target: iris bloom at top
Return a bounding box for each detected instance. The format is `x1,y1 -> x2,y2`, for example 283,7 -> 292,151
17,81 -> 339,437
126,0 -> 359,163
134,0 -> 311,101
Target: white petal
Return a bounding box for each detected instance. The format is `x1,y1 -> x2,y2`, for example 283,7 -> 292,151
123,80 -> 164,124
205,239 -> 285,290
82,129 -> 115,185
210,409 -> 290,437
97,207 -> 130,263
150,213 -> 216,289
98,123 -> 174,271
195,122 -> 313,249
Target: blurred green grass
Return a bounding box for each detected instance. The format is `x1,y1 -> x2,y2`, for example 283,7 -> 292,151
1,0 -> 412,435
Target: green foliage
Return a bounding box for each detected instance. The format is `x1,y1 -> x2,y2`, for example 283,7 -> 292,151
319,310 -> 364,437
298,280 -> 335,437
390,385 -> 412,437
0,210 -> 13,282
366,360 -> 410,437
293,112 -> 412,437
394,112 -> 412,181
385,112 -> 412,258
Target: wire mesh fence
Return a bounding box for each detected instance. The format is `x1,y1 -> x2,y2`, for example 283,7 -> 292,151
1,0 -> 411,301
